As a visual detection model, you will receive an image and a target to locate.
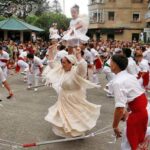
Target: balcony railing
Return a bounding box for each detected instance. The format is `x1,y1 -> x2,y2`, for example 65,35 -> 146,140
89,0 -> 105,5
145,11 -> 150,19
131,0 -> 143,3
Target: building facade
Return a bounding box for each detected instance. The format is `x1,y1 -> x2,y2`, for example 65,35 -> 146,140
88,0 -> 148,41
144,0 -> 150,43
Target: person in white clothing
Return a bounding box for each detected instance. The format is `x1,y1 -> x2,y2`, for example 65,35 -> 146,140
27,53 -> 43,91
16,51 -> 29,81
0,46 -> 10,78
109,54 -> 150,150
80,43 -> 94,80
135,53 -> 149,89
44,46 -> 100,138
0,67 -> 13,99
122,48 -> 138,76
89,43 -> 100,84
62,5 -> 89,47
49,23 -> 60,40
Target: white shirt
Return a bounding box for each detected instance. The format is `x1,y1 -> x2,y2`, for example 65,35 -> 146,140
90,48 -> 99,61
30,56 -> 43,70
84,48 -> 93,65
110,71 -> 144,108
127,57 -> 138,76
139,59 -> 149,72
0,51 -> 9,67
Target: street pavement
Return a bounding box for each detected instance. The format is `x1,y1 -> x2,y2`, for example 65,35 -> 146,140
0,73 -> 123,150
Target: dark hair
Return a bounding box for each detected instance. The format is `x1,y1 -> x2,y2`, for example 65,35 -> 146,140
141,46 -> 146,52
134,53 -> 143,58
89,43 -> 94,49
81,50 -> 84,57
0,46 -> 2,50
111,55 -> 128,71
27,53 -> 34,59
60,45 -> 66,51
72,4 -> 79,12
122,48 -> 131,58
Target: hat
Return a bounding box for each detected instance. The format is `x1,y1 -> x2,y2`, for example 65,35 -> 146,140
64,55 -> 77,65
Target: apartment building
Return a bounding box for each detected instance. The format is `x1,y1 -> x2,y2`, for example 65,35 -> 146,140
88,0 -> 147,41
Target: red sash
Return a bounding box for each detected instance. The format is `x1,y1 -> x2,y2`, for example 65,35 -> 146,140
138,71 -> 149,88
0,59 -> 8,63
94,58 -> 102,70
127,93 -> 148,150
15,57 -> 25,72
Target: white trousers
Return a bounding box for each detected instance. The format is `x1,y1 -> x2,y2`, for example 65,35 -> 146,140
17,60 -> 29,71
27,69 -> 40,87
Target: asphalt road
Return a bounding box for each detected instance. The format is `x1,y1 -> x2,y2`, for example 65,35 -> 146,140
0,73 -> 123,150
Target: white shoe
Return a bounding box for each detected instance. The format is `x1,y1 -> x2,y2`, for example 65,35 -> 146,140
27,85 -> 31,90
34,88 -> 38,92
106,93 -> 114,98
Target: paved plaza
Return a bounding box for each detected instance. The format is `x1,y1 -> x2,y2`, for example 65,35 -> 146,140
0,73 -> 123,150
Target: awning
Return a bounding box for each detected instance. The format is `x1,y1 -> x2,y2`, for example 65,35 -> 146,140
0,18 -> 44,32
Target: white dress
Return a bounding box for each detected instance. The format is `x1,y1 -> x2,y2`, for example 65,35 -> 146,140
49,28 -> 61,40
62,17 -> 89,46
44,60 -> 101,137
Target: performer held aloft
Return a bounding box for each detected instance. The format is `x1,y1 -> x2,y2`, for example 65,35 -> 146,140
62,4 -> 89,47
44,46 -> 101,138
49,23 -> 60,40
109,55 -> 150,150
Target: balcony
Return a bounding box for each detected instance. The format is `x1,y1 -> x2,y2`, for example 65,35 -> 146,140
89,0 -> 105,5
145,11 -> 150,19
131,0 -> 143,3
90,19 -> 105,24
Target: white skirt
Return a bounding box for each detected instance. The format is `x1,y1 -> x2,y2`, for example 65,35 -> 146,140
45,88 -> 101,137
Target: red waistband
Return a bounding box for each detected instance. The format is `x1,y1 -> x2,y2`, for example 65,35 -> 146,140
128,93 -> 147,112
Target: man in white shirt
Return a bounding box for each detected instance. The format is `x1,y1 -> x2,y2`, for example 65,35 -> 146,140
80,43 -> 94,81
135,53 -> 149,89
122,48 -> 138,76
89,43 -> 100,84
110,55 -> 150,150
27,53 -> 43,91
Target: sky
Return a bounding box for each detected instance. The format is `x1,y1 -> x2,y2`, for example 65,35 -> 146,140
49,0 -> 89,17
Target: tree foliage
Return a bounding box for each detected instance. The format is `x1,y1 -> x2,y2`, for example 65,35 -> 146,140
25,12 -> 70,39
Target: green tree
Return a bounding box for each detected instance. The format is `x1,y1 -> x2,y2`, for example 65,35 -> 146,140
25,12 -> 70,40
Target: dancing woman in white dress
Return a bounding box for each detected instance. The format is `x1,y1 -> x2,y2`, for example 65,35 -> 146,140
44,47 -> 101,138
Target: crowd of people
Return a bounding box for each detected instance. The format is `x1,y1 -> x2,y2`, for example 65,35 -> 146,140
0,3 -> 150,150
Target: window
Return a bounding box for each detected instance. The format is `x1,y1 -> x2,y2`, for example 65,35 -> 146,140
90,0 -> 104,4
109,0 -> 116,2
108,12 -> 115,21
90,10 -> 105,23
91,0 -> 97,4
132,0 -> 143,3
132,12 -> 140,22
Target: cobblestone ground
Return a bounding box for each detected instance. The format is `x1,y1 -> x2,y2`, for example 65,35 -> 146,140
0,73 -> 123,150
